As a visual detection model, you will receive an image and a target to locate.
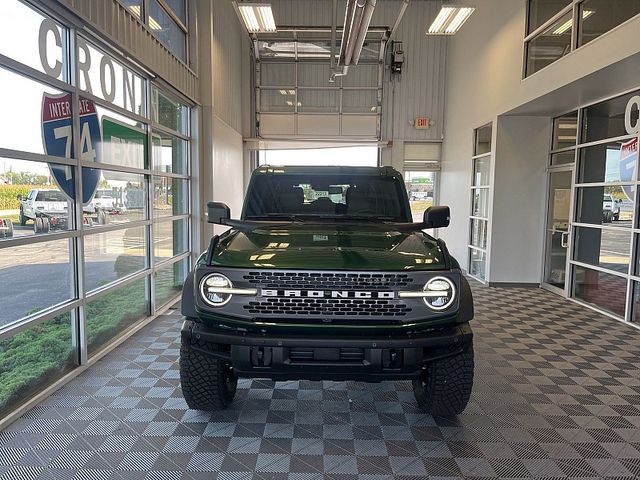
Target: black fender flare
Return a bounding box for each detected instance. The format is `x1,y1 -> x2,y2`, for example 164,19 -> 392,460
181,270 -> 198,318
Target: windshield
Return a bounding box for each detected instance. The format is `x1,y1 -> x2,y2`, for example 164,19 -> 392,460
36,190 -> 67,202
243,173 -> 411,222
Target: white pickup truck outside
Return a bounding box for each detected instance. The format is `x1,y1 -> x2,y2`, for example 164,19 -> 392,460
602,194 -> 621,223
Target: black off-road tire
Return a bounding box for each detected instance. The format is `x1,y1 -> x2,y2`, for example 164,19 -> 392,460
19,208 -> 27,226
412,346 -> 474,415
180,337 -> 237,411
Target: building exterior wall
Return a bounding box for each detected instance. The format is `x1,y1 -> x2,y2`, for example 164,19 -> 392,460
439,0 -> 640,283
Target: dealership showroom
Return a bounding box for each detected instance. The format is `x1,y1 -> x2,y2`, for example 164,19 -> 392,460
2,0 -> 640,478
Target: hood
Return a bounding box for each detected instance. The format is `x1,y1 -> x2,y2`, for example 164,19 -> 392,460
209,223 -> 447,271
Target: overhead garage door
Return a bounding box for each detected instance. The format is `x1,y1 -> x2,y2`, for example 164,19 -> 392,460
254,29 -> 385,140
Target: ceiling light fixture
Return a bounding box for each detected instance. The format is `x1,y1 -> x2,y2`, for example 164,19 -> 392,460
148,16 -> 162,30
236,2 -> 277,33
426,6 -> 475,35
553,10 -> 594,35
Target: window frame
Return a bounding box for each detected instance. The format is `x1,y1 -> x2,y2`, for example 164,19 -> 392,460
523,0 -> 640,78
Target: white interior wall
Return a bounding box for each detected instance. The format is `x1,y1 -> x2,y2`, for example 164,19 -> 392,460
198,0 -> 248,244
490,116 -> 550,284
440,0 -> 640,281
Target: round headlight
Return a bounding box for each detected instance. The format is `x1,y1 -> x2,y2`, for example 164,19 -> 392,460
423,276 -> 456,311
200,273 -> 233,307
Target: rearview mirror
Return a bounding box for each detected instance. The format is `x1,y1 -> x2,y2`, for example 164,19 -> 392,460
16,194 -> 23,201
423,206 -> 450,229
207,202 -> 231,225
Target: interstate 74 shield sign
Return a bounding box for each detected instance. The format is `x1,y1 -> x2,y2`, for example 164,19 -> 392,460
41,93 -> 101,205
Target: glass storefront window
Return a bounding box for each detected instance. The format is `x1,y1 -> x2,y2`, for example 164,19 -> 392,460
153,218 -> 188,263
474,125 -> 492,156
469,248 -> 486,282
404,171 -> 435,223
0,311 -> 75,419
582,91 -> 640,144
575,185 -> 635,227
573,265 -> 627,317
152,132 -> 188,175
551,151 -> 576,166
578,141 -> 637,184
78,37 -> 146,115
470,218 -> 488,250
0,5 -> 192,420
149,0 -> 186,61
95,106 -> 148,170
472,189 -> 489,218
473,157 -> 490,186
579,0 -> 640,47
574,226 -> 631,274
155,257 -> 189,308
84,226 -> 147,292
527,0 -> 572,33
0,1 -> 67,81
151,87 -> 189,134
526,12 -> 572,76
154,177 -> 188,218
121,0 -> 142,18
163,0 -> 187,24
633,282 -> 640,323
86,277 -> 149,356
0,67 -> 73,157
0,158 -> 77,239
552,112 -> 578,150
0,239 -> 73,327
82,169 -> 147,227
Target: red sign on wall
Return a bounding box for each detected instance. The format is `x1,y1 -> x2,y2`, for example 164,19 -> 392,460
415,117 -> 430,130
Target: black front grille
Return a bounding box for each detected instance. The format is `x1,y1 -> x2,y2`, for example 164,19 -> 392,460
243,271 -> 414,290
288,347 -> 365,363
243,297 -> 411,317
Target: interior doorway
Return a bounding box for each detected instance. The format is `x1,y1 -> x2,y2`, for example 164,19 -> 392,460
543,168 -> 573,293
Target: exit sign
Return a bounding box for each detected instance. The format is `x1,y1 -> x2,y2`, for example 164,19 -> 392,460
415,117 -> 430,130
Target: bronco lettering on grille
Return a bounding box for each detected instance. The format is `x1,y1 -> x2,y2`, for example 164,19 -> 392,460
261,289 -> 395,299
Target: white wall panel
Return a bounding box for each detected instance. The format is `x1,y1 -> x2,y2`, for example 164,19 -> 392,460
377,0 -> 446,143
213,0 -> 245,133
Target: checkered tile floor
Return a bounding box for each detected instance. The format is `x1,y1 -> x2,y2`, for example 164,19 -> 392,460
1,283 -> 640,479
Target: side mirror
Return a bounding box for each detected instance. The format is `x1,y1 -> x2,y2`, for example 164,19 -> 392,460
423,206 -> 450,228
16,194 -> 23,201
207,201 -> 231,225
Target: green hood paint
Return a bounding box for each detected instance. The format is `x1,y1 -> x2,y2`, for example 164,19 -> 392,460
208,223 -> 446,271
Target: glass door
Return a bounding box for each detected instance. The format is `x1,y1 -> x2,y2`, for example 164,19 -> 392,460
543,168 -> 573,292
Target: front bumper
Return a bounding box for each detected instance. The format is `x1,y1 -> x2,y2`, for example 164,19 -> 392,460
181,319 -> 473,381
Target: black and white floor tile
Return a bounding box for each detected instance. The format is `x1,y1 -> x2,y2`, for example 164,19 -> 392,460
1,283 -> 640,479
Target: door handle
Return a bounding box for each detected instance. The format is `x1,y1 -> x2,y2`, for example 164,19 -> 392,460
561,231 -> 570,248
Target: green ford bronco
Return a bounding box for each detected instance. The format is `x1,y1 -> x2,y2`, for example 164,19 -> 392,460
180,166 -> 474,415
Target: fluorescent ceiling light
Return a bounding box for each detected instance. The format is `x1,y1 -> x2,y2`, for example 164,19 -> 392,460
148,16 -> 162,30
553,10 -> 594,35
426,6 -> 475,35
128,5 -> 141,18
237,2 -> 276,33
